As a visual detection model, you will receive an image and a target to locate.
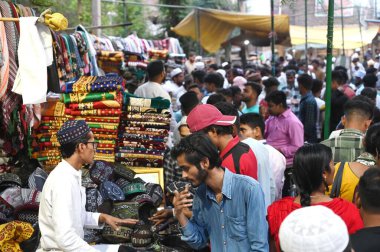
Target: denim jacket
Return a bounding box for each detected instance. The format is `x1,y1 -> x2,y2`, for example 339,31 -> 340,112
181,169 -> 269,252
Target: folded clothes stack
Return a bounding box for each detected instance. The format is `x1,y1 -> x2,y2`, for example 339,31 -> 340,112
61,75 -> 124,163
97,51 -> 124,74
148,49 -> 168,61
116,93 -> 171,168
30,101 -> 68,171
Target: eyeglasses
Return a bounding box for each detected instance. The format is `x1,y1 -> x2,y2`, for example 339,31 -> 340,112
85,141 -> 98,149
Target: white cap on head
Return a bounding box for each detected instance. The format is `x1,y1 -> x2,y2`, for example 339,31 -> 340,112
221,62 -> 229,68
194,62 -> 205,70
170,68 -> 183,78
355,48 -> 361,52
195,56 -> 202,62
279,205 -> 349,252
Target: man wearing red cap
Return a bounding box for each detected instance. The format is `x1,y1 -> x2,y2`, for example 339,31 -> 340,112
187,104 -> 258,180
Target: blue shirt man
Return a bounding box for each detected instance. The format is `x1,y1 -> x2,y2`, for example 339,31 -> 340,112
171,133 -> 268,252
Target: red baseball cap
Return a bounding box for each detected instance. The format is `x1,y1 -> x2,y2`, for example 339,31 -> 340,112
186,104 -> 236,133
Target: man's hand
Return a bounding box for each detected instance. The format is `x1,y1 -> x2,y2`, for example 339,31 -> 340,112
149,209 -> 173,225
99,213 -> 138,231
173,185 -> 193,217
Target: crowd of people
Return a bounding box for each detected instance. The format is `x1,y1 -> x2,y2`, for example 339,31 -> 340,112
139,50 -> 380,252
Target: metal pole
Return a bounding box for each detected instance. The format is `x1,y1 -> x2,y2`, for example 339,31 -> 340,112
195,8 -> 202,56
92,0 -> 101,36
305,0 -> 308,64
324,0 -> 335,139
340,0 -> 345,55
271,0 -> 275,76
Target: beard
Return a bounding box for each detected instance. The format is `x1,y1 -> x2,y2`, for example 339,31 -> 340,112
190,168 -> 208,188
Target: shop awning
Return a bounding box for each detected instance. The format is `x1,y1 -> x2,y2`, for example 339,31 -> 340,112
171,8 -> 290,53
290,25 -> 379,50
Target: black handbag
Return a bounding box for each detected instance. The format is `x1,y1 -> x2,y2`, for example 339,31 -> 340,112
330,162 -> 345,198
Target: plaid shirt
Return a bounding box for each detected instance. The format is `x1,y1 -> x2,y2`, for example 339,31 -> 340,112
321,128 -> 364,164
163,148 -> 182,188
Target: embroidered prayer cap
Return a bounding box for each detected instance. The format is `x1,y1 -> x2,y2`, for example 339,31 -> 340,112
113,163 -> 135,182
84,228 -> 103,244
111,201 -> 139,220
187,104 -> 236,133
89,160 -> 114,185
279,205 -> 349,252
57,120 -> 91,145
145,183 -> 164,207
14,202 -> 40,225
102,224 -> 133,244
28,167 -> 48,192
82,169 -> 98,189
123,182 -> 146,197
0,173 -> 22,193
85,188 -> 103,212
115,178 -> 130,190
131,221 -> 153,247
99,181 -> 125,202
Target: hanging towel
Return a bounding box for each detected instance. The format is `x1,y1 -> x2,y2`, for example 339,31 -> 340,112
13,17 -> 53,104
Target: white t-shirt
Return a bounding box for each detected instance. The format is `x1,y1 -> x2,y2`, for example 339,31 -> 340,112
134,81 -> 171,101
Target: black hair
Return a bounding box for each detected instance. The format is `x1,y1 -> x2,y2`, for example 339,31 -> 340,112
344,96 -> 374,121
245,81 -> 262,96
184,74 -> 194,89
361,87 -> 377,101
216,88 -> 233,98
364,123 -> 380,156
180,91 -> 199,115
232,67 -> 244,77
206,93 -> 226,105
334,65 -> 348,73
311,59 -> 320,65
366,67 -> 377,75
297,73 -> 313,90
363,74 -> 378,88
285,69 -> 296,77
191,70 -> 206,83
188,83 -> 201,91
208,64 -> 218,71
204,72 -> 224,89
60,133 -> 92,158
202,124 -> 233,136
147,60 -> 164,80
240,113 -> 265,136
311,79 -> 323,94
213,102 -> 240,129
358,167 -> 380,213
332,70 -> 347,85
229,86 -> 242,96
293,144 -> 333,207
263,77 -> 280,88
265,90 -> 287,108
171,132 -> 222,170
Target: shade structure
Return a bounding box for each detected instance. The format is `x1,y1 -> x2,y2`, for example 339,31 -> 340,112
290,25 -> 379,50
171,8 -> 290,53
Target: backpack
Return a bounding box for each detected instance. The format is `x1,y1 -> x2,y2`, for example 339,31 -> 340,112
221,142 -> 250,174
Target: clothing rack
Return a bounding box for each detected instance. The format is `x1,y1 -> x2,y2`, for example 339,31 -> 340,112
0,8 -> 49,23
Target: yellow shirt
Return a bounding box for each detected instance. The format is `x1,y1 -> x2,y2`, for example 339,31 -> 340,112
327,162 -> 359,202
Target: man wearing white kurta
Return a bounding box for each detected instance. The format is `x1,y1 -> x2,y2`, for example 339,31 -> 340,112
38,120 -> 137,252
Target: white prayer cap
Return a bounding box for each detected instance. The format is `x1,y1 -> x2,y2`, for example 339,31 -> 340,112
279,205 -> 349,252
194,62 -> 205,70
355,48 -> 361,52
170,68 -> 183,78
195,56 -> 202,62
